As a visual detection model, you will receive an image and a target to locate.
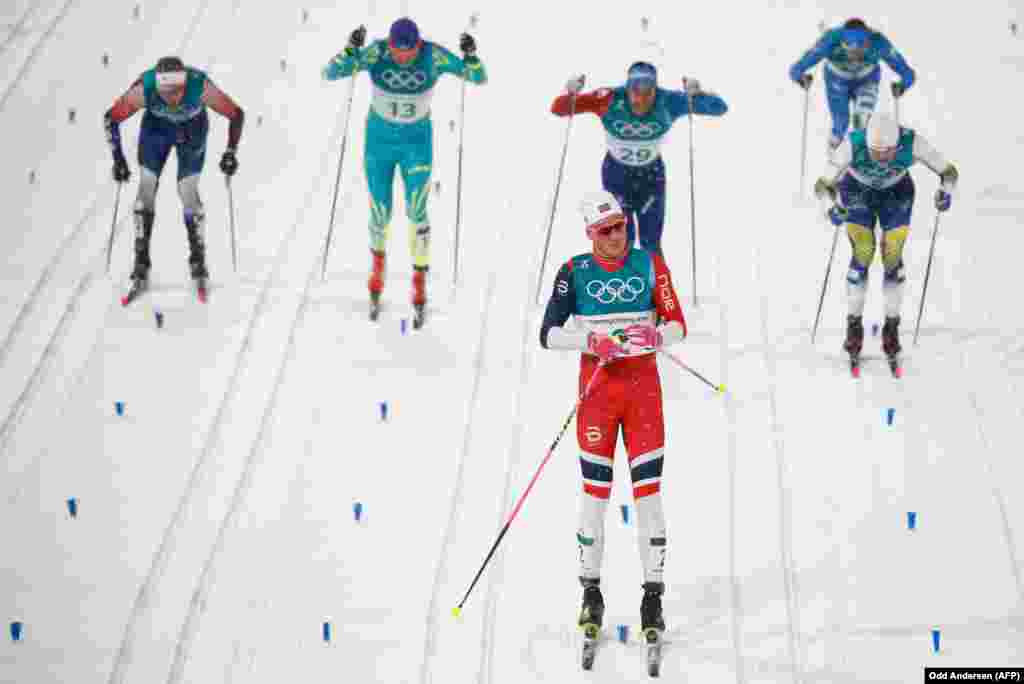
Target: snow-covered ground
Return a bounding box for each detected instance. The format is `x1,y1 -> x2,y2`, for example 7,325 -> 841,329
2,1 -> 1022,681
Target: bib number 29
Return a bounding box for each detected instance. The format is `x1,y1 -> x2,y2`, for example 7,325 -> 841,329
389,101 -> 417,119
620,147 -> 653,164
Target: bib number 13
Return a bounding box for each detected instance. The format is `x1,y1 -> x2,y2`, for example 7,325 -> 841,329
389,101 -> 417,119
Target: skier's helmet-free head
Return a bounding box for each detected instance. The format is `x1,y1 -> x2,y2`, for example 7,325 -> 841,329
389,17 -> 421,65
155,56 -> 186,90
840,18 -> 870,64
867,112 -> 900,163
580,191 -> 627,240
626,61 -> 657,93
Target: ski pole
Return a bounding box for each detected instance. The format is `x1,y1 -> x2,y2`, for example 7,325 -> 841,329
453,362 -> 605,616
321,72 -> 359,281
106,182 -> 123,274
686,86 -> 698,306
534,93 -> 576,305
913,212 -> 942,346
811,218 -> 842,344
453,13 -> 477,293
799,81 -> 810,195
225,176 -> 238,273
657,349 -> 725,393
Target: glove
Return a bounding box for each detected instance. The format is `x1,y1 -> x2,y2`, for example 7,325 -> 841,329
566,74 -> 585,95
459,32 -> 477,57
624,323 -> 662,350
587,332 -> 627,363
796,73 -> 813,90
934,188 -> 951,212
814,177 -> 837,202
828,204 -> 849,227
681,77 -> 701,94
891,81 -> 906,98
219,149 -> 238,176
112,153 -> 130,183
348,25 -> 367,50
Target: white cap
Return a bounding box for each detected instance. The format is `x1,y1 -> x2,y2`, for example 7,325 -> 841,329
867,112 -> 899,151
156,71 -> 186,89
579,190 -> 624,230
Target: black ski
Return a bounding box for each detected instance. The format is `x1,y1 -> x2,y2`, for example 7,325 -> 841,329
848,351 -> 861,378
370,292 -> 381,322
195,277 -> 209,303
581,623 -> 600,670
121,279 -> 149,306
645,628 -> 663,677
412,302 -> 426,330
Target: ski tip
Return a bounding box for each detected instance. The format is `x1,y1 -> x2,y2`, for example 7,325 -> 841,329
451,606 -> 462,619
893,366 -> 903,379
120,296 -> 129,307
851,366 -> 861,378
717,384 -> 726,394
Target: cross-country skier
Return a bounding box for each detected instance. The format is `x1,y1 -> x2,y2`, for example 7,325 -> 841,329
789,17 -> 916,153
322,18 -> 487,328
814,112 -> 958,376
104,56 -> 244,304
539,190 -> 688,664
550,63 -> 727,255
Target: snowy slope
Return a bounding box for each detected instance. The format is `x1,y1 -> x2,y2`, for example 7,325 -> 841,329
1,0 -> 1022,682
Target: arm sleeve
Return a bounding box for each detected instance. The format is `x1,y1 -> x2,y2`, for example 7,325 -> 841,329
665,90 -> 728,120
433,43 -> 487,84
789,33 -> 835,82
878,36 -> 916,88
104,81 -> 144,158
322,45 -> 367,81
651,253 -> 687,344
550,88 -> 614,117
913,134 -> 957,191
201,79 -> 244,149
540,261 -> 588,350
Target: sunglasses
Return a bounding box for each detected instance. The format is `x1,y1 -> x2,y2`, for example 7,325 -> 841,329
389,41 -> 421,61
594,219 -> 627,237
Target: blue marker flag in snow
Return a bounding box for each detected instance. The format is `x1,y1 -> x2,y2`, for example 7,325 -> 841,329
620,504 -> 630,525
932,628 -> 941,652
617,624 -> 629,643
10,621 -> 22,642
380,401 -> 388,422
353,502 -> 363,522
886,408 -> 895,425
908,511 -> 917,530
115,401 -> 125,416
323,621 -> 331,642
67,498 -> 77,518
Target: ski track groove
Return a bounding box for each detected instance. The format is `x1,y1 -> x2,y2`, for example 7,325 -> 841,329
720,302 -> 747,684
165,245 -> 321,684
0,0 -> 43,56
754,253 -> 803,683
476,235 -> 536,684
0,0 -> 79,114
0,193 -> 101,376
0,272 -> 94,464
419,248 -> 501,684
105,86 -> 352,684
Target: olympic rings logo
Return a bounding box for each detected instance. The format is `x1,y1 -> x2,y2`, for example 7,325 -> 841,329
585,277 -> 646,304
380,69 -> 427,90
612,121 -> 662,138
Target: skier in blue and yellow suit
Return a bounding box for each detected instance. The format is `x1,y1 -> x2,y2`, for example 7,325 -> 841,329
323,17 -> 487,325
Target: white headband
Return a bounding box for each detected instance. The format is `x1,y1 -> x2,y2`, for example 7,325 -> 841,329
156,71 -> 186,89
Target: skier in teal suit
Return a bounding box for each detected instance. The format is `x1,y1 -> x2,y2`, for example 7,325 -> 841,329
323,17 -> 487,327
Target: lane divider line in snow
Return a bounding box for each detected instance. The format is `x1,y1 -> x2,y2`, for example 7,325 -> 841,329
0,0 -> 80,115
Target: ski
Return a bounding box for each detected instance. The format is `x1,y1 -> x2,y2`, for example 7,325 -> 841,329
412,302 -> 426,330
887,354 -> 902,378
369,292 -> 382,322
121,279 -> 149,307
644,628 -> 663,678
580,623 -> 600,671
849,352 -> 861,378
195,277 -> 209,303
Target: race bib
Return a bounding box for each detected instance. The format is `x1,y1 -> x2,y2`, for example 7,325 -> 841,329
606,134 -> 662,166
372,86 -> 432,123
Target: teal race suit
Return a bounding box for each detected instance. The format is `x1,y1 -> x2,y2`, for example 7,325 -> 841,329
323,39 -> 487,268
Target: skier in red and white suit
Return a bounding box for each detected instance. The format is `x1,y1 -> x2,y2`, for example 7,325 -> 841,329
540,190 -> 687,634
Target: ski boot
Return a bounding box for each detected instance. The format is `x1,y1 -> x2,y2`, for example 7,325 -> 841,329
641,581 -> 665,677
186,210 -> 209,302
578,578 -> 604,670
368,249 -> 385,321
882,315 -> 902,377
122,208 -> 153,306
843,314 -> 864,377
412,266 -> 427,330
